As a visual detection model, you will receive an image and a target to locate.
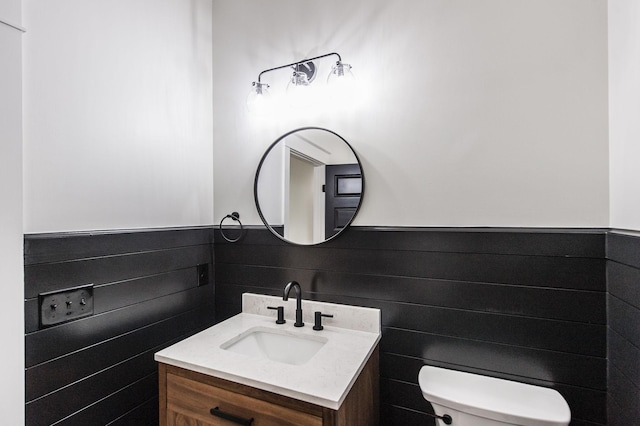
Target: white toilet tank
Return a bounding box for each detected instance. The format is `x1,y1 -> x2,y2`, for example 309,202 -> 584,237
418,366 -> 571,426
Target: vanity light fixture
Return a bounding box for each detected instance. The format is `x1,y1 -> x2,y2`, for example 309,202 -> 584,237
247,52 -> 355,111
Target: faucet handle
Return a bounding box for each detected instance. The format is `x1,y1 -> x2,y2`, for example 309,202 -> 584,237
267,306 -> 286,324
313,311 -> 333,331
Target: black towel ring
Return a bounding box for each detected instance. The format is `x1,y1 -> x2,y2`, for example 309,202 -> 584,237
219,212 -> 243,243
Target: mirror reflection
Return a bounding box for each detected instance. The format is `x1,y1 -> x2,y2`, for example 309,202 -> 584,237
254,127 -> 364,245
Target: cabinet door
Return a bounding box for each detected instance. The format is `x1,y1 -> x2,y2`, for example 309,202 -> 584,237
168,411 -> 217,426
167,373 -> 322,426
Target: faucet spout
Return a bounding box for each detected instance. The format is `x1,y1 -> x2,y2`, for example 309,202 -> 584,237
283,281 -> 304,327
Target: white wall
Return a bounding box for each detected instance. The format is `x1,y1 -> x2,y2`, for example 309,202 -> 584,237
0,0 -> 20,23
23,0 -> 214,233
213,0 -> 609,228
609,0 -> 640,232
0,2 -> 25,423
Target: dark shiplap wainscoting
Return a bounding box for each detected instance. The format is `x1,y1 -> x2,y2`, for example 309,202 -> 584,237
607,232 -> 640,426
24,227 -> 215,425
24,226 -> 630,425
214,227 -> 607,426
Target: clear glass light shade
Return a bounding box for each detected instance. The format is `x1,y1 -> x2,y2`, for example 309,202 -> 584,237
327,62 -> 355,85
286,71 -> 315,107
326,62 -> 356,104
246,82 -> 271,113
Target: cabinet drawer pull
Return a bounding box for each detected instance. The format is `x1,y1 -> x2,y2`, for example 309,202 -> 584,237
210,407 -> 254,425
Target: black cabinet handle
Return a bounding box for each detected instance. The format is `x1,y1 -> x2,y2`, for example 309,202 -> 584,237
210,407 -> 254,425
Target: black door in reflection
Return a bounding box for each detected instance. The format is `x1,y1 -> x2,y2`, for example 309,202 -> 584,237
325,164 -> 362,239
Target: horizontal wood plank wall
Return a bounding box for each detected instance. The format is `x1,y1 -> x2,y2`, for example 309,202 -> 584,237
24,227 -> 215,426
214,227 -> 607,426
607,232 -> 640,426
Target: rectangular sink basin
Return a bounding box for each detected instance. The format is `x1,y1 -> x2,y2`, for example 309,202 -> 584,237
220,326 -> 327,365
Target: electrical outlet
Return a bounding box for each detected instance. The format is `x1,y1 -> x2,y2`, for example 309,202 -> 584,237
197,264 -> 209,287
39,284 -> 94,328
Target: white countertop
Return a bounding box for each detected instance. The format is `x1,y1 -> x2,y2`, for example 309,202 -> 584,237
154,293 -> 381,410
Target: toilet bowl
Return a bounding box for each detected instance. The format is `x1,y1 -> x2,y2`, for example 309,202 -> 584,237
418,366 -> 571,426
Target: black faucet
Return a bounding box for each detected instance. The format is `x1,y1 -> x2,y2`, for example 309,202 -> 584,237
283,281 -> 304,327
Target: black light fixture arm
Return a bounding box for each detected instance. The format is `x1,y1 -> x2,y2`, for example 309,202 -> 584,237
256,52 -> 342,83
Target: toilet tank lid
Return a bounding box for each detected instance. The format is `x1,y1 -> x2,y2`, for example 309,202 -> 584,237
418,366 -> 571,426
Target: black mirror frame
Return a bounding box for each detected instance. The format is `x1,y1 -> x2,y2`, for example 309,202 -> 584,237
253,126 -> 365,246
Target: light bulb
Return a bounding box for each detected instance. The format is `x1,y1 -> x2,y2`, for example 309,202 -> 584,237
246,82 -> 271,114
326,61 -> 356,104
286,71 -> 315,107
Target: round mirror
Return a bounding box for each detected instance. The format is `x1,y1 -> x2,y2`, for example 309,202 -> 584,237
254,127 -> 364,245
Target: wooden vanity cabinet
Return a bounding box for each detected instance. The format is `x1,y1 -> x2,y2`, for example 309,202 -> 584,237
158,346 -> 379,426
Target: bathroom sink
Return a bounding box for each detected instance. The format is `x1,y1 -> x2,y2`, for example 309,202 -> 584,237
220,326 -> 327,365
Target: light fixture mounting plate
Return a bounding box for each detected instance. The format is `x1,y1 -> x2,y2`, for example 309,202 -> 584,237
293,61 -> 317,83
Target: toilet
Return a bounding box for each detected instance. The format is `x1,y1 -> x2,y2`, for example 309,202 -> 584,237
418,366 -> 571,426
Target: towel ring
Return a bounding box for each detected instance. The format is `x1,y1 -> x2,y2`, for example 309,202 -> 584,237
219,212 -> 243,243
